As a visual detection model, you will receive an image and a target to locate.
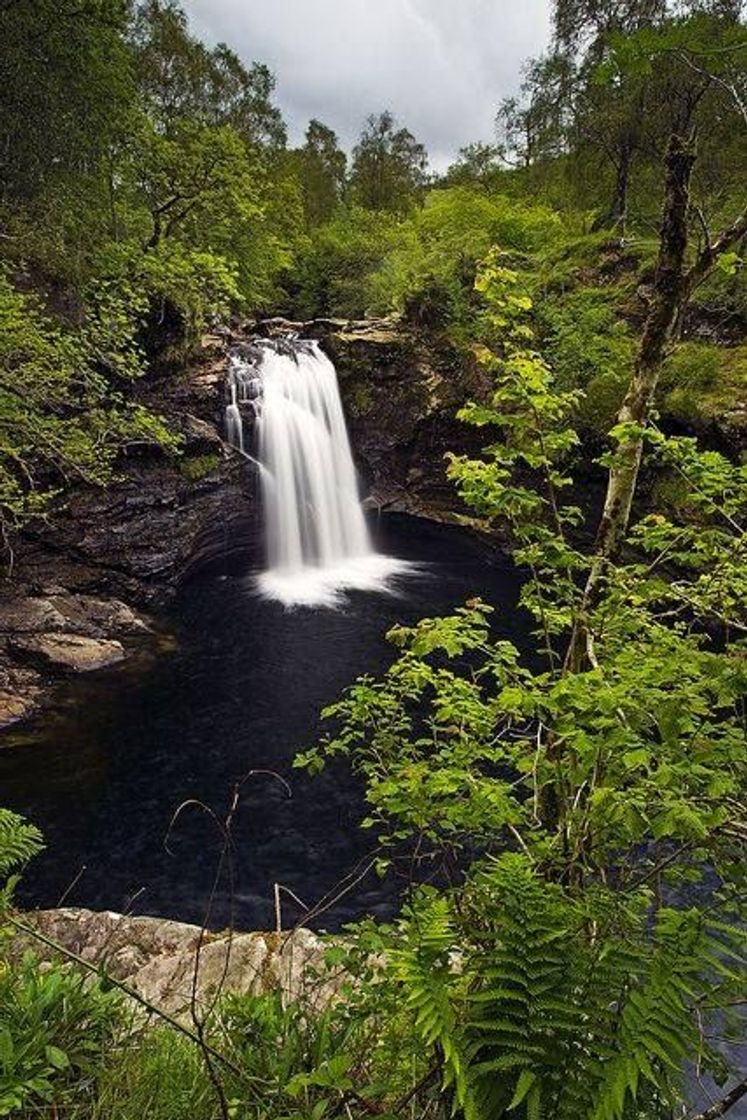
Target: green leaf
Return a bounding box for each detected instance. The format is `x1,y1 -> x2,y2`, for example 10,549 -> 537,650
509,1068 -> 537,1110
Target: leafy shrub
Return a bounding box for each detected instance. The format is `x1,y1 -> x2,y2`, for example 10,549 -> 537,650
661,341 -> 747,428
290,206 -> 401,319
368,187 -> 564,325
0,953 -> 123,1117
0,274 -> 180,533
536,285 -> 636,433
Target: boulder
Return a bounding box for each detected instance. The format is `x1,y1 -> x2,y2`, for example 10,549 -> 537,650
0,592 -> 149,638
18,908 -> 339,1018
0,665 -> 44,727
10,632 -> 127,673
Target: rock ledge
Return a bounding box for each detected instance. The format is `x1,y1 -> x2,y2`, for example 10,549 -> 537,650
16,907 -> 338,1017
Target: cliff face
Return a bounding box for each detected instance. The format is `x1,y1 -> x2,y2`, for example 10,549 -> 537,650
0,317 -> 486,728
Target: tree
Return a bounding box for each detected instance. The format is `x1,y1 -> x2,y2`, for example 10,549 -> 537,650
0,0 -> 133,203
349,111 -> 428,213
299,109 -> 747,1120
443,143 -> 503,186
498,1 -> 746,230
131,0 -> 286,150
496,54 -> 574,171
297,119 -> 347,226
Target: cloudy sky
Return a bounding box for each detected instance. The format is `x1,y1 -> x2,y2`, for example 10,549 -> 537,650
181,0 -> 552,169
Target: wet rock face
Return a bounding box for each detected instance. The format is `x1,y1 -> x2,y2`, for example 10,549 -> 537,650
17,908 -> 339,1018
10,336 -> 260,606
323,321 -> 492,523
0,665 -> 44,727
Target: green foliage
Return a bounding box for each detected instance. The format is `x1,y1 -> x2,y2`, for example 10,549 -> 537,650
0,811 -> 43,912
298,254 -> 747,1118
0,276 -> 179,533
1,2 -> 746,1117
660,341 -> 747,430
536,286 -> 636,433
0,0 -> 300,544
179,453 -> 221,481
349,111 -> 428,214
389,858 -> 744,1120
293,120 -> 347,227
369,188 -> 564,326
0,952 -> 124,1117
290,206 -> 401,318
66,1025 -> 218,1120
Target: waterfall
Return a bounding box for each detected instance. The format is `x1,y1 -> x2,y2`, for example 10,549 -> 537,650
226,339 -> 403,606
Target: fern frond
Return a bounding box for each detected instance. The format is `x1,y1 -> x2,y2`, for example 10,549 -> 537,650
0,808 -> 44,879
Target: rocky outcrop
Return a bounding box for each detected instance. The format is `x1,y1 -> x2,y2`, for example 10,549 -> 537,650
15,908 -> 339,1018
10,336 -> 259,605
0,336 -> 258,728
10,633 -> 126,673
0,591 -> 155,728
0,665 -> 44,727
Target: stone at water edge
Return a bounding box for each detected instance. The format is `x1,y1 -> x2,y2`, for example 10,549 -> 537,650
10,632 -> 127,673
14,908 -> 342,1019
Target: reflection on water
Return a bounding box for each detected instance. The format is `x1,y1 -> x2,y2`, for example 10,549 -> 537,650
0,515 -> 525,930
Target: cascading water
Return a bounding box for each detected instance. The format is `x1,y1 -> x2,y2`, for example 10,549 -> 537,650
226,339 -> 404,606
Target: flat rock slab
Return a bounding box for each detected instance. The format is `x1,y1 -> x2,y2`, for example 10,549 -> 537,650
18,908 -> 338,1018
11,632 -> 127,673
0,592 -> 150,638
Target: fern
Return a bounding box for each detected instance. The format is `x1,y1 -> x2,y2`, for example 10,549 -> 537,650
388,856 -> 742,1120
0,808 -> 44,900
389,893 -> 470,1108
461,856 -> 588,1120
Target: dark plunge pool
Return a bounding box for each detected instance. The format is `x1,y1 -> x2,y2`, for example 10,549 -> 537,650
0,515 -> 526,931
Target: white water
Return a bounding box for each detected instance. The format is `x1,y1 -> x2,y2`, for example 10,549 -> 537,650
226,341 -> 406,607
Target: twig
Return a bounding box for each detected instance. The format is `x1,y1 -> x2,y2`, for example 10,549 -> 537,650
688,1076 -> 747,1120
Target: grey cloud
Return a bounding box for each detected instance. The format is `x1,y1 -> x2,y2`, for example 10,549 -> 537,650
181,0 -> 552,169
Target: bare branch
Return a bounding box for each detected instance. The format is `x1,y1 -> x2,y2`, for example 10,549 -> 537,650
689,1077 -> 747,1120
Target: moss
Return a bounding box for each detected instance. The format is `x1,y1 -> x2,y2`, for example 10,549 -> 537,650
178,453 -> 220,481
345,381 -> 375,418
661,342 -> 747,426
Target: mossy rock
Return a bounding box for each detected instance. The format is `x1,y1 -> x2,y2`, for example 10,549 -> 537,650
661,342 -> 747,447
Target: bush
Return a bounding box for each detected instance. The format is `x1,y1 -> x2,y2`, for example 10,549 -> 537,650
369,187 -> 565,326
289,206 -> 401,319
660,341 -> 747,428
536,285 -> 636,433
0,274 -> 180,532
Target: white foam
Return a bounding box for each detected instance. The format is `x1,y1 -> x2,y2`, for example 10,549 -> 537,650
253,554 -> 418,609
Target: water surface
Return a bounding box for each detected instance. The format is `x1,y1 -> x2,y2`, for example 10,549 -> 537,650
0,515 -> 525,930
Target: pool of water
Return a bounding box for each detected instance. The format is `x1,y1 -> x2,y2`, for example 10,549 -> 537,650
0,515 -> 526,931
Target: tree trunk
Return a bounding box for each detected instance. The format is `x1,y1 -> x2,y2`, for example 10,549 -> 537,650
610,148 -> 631,235
593,136 -> 694,555
566,135 -> 695,671
566,133 -> 747,671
